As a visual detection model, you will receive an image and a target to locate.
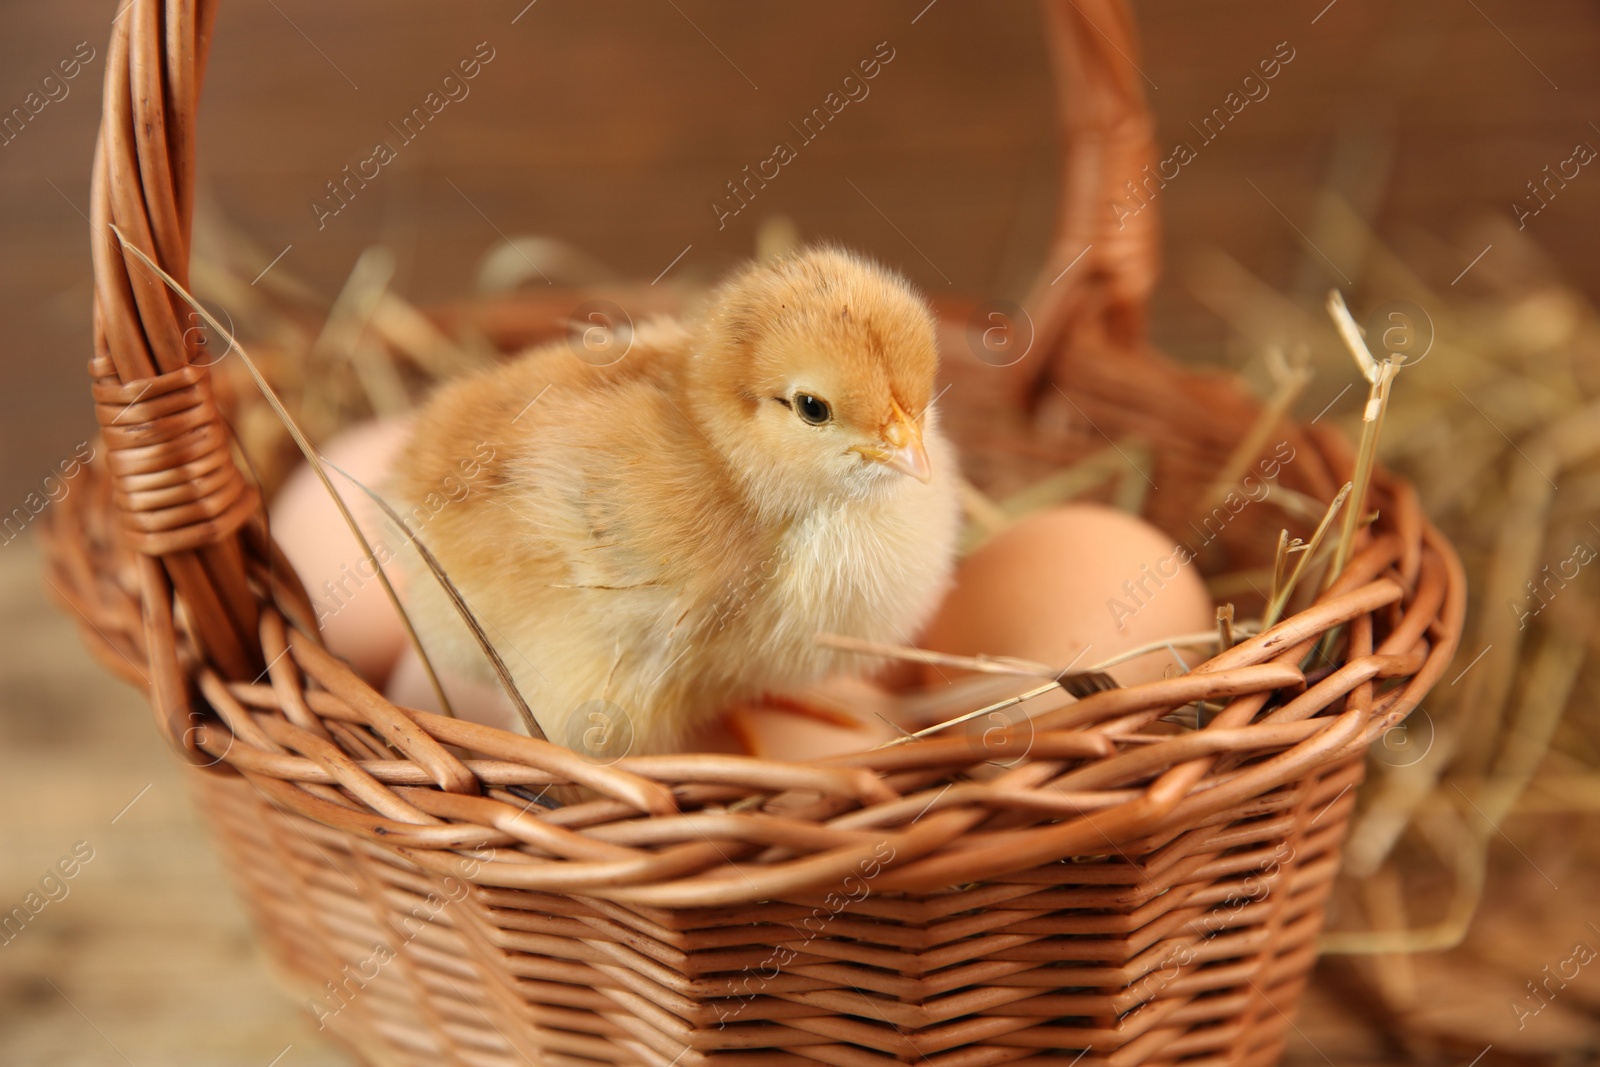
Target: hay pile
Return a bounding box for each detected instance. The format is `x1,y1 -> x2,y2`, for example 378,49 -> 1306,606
1187,208 -> 1600,1060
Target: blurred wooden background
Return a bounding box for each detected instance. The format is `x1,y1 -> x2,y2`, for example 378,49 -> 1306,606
8,0 -> 1600,506
3,1 -> 1600,1063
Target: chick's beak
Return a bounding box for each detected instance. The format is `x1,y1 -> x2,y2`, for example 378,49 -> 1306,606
854,400 -> 932,483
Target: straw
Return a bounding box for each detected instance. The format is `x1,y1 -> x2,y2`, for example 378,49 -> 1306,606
1323,291 -> 1403,586
1265,482 -> 1352,628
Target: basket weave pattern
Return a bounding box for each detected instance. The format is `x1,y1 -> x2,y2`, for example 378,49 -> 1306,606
40,2 -> 1466,1065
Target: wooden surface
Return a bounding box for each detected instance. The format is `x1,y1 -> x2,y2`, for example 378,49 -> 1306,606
5,1 -> 1600,1064
0,540 -> 345,1066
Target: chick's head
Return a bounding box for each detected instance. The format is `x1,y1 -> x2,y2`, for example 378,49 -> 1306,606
689,246 -> 943,514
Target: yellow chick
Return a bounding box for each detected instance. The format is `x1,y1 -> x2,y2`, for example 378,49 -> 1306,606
388,246 -> 961,757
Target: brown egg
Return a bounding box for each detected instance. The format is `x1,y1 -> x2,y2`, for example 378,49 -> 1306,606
918,504 -> 1214,690
269,418 -> 411,685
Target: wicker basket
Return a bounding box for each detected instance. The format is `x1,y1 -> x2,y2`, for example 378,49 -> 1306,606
42,2 -> 1466,1065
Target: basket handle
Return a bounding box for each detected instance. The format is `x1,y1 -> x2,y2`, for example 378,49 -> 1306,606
1019,0 -> 1159,401
90,0 -> 262,689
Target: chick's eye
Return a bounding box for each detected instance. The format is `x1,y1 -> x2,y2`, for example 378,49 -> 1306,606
794,393 -> 832,425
